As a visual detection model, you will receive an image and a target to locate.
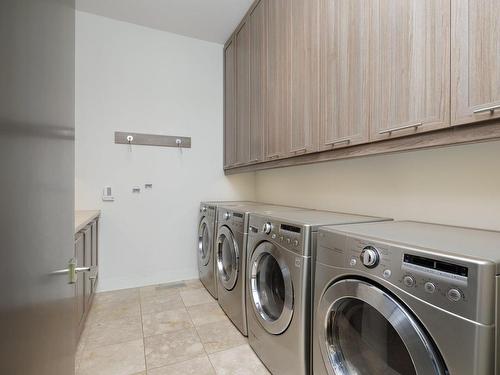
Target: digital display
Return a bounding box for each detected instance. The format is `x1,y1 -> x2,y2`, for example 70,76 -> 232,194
404,254 -> 468,277
234,213 -> 243,218
281,224 -> 301,233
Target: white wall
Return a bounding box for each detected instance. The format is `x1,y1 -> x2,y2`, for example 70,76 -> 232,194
75,11 -> 255,291
255,141 -> 500,231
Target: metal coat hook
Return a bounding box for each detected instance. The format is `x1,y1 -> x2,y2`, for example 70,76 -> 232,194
127,135 -> 134,152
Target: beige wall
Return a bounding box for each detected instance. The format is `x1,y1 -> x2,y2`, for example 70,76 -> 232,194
255,141 -> 500,231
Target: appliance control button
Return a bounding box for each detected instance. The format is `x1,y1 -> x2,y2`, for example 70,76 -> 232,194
360,246 -> 380,268
279,235 -> 284,242
286,238 -> 291,244
224,212 -> 231,220
262,222 -> 273,234
383,269 -> 392,279
403,275 -> 416,288
293,239 -> 299,247
271,233 -> 277,239
349,258 -> 357,267
424,282 -> 436,294
447,288 -> 462,302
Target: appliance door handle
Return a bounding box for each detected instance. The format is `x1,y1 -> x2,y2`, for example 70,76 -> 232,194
52,258 -> 90,284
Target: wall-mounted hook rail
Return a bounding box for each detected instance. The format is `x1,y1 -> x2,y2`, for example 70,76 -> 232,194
115,132 -> 191,148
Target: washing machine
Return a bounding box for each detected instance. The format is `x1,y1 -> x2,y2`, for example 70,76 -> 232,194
246,210 -> 390,375
198,201 -> 256,298
215,203 -> 304,336
313,220 -> 500,375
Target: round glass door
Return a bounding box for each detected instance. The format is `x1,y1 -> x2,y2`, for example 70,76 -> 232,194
317,279 -> 447,375
198,219 -> 211,266
216,226 -> 239,291
249,241 -> 293,335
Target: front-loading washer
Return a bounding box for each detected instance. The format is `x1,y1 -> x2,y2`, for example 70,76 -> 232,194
215,203 -> 305,336
313,220 -> 500,375
197,201 -> 256,298
246,210 -> 390,375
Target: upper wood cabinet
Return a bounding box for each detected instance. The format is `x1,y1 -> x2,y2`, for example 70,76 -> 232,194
266,0 -> 320,160
266,0 -> 290,160
235,21 -> 251,165
370,0 -> 451,141
249,0 -> 266,163
223,41 -> 237,168
452,0 -> 500,125
289,0 -> 320,156
319,0 -> 371,150
223,0 -> 500,173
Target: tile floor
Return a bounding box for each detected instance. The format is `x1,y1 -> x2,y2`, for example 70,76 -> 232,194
76,279 -> 270,375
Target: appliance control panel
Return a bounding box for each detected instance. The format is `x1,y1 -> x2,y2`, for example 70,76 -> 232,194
201,205 -> 216,218
218,209 -> 244,232
317,231 -> 489,323
248,215 -> 306,255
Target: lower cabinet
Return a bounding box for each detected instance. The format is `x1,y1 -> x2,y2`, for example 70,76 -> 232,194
75,218 -> 99,338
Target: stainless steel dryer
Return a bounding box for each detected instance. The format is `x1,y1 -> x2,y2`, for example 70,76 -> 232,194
313,221 -> 500,375
216,204 -> 304,336
246,210 -> 390,375
198,201 -> 255,298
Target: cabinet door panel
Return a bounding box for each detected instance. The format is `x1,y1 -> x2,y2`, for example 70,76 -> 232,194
249,0 -> 266,163
75,233 -> 85,334
83,226 -> 92,306
289,0 -> 320,155
371,0 -> 450,140
236,22 -> 251,165
266,0 -> 290,159
452,0 -> 500,125
90,220 -> 98,293
320,0 -> 370,150
224,41 -> 237,167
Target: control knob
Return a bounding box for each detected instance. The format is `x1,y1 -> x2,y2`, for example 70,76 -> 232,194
403,275 -> 416,288
201,206 -> 207,213
360,246 -> 380,268
223,212 -> 231,220
262,222 -> 273,234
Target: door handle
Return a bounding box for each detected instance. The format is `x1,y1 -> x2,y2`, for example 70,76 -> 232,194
52,258 -> 90,284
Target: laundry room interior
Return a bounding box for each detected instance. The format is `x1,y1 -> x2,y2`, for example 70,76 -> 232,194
3,0 -> 500,375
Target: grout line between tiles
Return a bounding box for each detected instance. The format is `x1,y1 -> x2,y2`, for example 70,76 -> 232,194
187,284 -> 218,374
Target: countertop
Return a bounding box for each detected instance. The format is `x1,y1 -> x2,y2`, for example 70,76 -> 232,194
75,210 -> 101,233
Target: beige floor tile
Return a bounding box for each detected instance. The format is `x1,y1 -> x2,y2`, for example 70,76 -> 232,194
196,320 -> 246,354
94,288 -> 140,305
180,288 -> 214,307
76,339 -> 146,375
142,308 -> 194,337
182,279 -> 204,290
147,356 -> 215,375
140,285 -> 183,299
144,328 -> 205,369
187,302 -> 227,327
209,344 -> 270,375
85,314 -> 143,349
141,292 -> 185,315
87,299 -> 141,324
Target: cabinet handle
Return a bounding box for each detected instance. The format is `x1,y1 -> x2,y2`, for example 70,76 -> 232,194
267,154 -> 280,159
473,104 -> 500,114
293,148 -> 307,154
326,137 -> 351,146
379,122 -> 423,135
